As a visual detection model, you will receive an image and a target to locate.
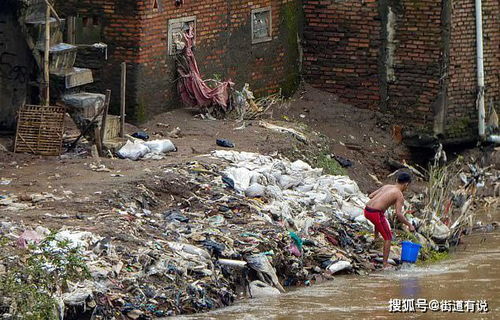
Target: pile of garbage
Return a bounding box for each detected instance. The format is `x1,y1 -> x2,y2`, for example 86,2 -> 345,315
230,84 -> 283,121
0,151 -> 383,318
1,151 -> 496,318
212,150 -> 372,229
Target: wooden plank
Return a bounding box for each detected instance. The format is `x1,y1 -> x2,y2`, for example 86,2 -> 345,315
94,126 -> 103,157
43,3 -> 50,106
100,89 -> 111,146
120,62 -> 126,138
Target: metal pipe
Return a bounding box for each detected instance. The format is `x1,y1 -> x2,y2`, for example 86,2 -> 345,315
475,0 -> 486,138
486,135 -> 500,144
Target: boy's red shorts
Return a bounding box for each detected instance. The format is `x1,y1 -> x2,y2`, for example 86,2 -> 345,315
364,206 -> 393,241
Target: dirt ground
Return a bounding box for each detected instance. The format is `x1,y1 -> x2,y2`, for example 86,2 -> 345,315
0,84 -> 418,232
1,84 -> 499,318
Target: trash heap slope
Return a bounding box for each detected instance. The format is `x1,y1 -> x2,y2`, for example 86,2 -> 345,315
213,150 -> 372,230
1,151 -> 384,318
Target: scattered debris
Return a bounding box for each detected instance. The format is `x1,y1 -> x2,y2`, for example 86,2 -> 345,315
0,178 -> 12,185
333,155 -> 353,168
0,148 -> 496,318
131,131 -> 150,140
168,127 -> 182,138
259,121 -> 308,143
231,84 -> 282,120
216,139 -> 235,148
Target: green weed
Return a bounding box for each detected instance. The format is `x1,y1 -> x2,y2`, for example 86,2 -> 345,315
0,234 -> 91,319
315,153 -> 347,176
417,247 -> 450,265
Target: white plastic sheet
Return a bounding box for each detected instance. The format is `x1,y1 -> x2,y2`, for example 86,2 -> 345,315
212,151 -> 373,230
117,140 -> 150,161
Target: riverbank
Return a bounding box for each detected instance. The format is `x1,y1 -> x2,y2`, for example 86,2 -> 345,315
1,147 -> 497,319
0,86 -> 498,318
176,206 -> 499,320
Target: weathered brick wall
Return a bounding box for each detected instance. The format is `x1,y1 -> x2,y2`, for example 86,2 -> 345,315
302,0 -> 381,110
55,0 -> 142,118
387,0 -> 443,130
446,0 -> 500,140
56,0 -> 302,122
134,0 -> 302,121
302,0 -> 499,143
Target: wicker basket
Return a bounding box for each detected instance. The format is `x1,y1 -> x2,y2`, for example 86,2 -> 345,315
14,105 -> 66,156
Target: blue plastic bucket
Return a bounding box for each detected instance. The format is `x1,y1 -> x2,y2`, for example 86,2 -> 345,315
401,241 -> 422,263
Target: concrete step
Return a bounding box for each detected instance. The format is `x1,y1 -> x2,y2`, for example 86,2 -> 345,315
38,43 -> 78,73
62,92 -> 105,118
24,0 -> 50,23
25,17 -> 64,49
52,67 -> 94,89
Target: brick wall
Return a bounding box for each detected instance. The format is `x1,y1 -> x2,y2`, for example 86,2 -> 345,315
302,0 -> 381,110
134,0 -> 301,121
302,0 -> 499,143
446,0 -> 500,140
387,0 -> 443,130
56,0 -> 302,122
55,0 -> 142,118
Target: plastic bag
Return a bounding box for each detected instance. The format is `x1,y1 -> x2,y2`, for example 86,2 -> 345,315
245,183 -> 265,198
327,260 -> 351,274
117,140 -> 150,160
144,139 -> 176,153
249,280 -> 281,298
246,254 -> 285,293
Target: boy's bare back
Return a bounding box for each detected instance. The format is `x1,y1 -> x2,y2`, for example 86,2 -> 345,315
366,185 -> 404,212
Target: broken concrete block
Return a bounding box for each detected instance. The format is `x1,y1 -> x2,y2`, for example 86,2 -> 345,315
62,92 -> 105,118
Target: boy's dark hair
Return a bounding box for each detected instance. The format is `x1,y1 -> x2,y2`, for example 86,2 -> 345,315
397,172 -> 412,184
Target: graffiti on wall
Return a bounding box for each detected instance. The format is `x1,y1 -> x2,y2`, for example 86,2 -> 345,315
0,52 -> 28,84
0,17 -> 28,84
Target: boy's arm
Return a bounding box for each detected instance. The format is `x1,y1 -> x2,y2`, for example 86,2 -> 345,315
395,193 -> 415,230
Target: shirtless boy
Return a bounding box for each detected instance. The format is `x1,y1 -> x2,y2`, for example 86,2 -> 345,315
364,172 -> 415,268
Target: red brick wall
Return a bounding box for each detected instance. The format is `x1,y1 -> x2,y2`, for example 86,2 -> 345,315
302,0 -> 500,142
446,0 -> 500,139
55,0 -> 142,118
302,0 -> 381,110
56,0 -> 302,122
388,0 -> 443,129
133,0 -> 301,120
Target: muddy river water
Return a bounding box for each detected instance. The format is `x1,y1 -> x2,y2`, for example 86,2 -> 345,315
179,208 -> 499,320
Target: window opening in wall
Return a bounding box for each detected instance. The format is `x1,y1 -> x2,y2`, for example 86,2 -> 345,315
168,16 -> 196,55
82,16 -> 90,27
251,7 -> 272,44
71,15 -> 103,44
152,0 -> 159,10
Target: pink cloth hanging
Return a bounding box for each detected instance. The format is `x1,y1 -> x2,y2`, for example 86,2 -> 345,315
177,26 -> 233,110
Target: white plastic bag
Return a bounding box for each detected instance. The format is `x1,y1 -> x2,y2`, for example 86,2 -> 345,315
144,139 -> 176,153
327,260 -> 351,274
341,201 -> 364,219
117,140 -> 150,160
245,183 -> 265,198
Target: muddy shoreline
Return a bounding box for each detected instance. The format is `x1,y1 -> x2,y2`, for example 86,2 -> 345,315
1,86 -> 498,319
1,147 -> 497,319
